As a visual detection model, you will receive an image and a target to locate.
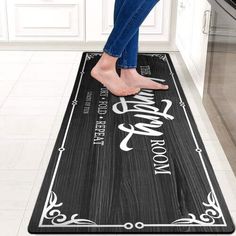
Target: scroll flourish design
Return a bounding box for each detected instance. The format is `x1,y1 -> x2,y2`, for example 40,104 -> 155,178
42,191 -> 97,226
172,191 -> 223,225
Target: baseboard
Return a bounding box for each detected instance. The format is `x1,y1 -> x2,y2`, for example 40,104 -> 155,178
0,41 -> 178,52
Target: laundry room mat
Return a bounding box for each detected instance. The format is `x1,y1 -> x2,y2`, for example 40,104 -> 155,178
28,52 -> 235,233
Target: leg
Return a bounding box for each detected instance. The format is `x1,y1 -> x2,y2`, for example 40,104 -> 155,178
91,0 -> 166,96
103,0 -> 159,57
90,0 -> 146,97
117,32 -> 139,69
114,0 -> 139,69
112,0 -> 169,90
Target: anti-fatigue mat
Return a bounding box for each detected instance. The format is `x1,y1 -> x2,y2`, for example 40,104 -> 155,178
28,52 -> 235,233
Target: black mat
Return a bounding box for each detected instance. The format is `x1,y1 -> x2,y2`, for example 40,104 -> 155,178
28,52 -> 235,234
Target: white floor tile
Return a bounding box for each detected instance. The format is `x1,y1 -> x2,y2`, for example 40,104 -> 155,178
30,51 -> 79,64
62,77 -> 77,98
68,62 -> 82,80
25,169 -> 47,211
0,51 -> 33,63
0,97 -> 61,116
18,63 -> 75,82
0,210 -> 25,236
0,139 -> 49,170
192,114 -> 220,141
17,210 -> 33,236
44,97 -> 72,141
203,140 -> 233,171
0,80 -> 17,101
0,63 -> 27,81
214,170 -> 236,212
46,115 -> 65,140
73,51 -> 83,63
0,115 -> 55,139
0,170 -> 37,210
0,96 -> 5,106
38,139 -> 57,171
9,80 -> 67,97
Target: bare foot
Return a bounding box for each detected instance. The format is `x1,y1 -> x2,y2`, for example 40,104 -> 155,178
90,64 -> 141,97
120,68 -> 169,90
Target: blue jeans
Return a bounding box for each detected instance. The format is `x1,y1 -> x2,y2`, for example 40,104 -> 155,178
103,0 -> 160,69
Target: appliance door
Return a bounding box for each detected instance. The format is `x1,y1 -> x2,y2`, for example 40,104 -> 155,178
203,0 -> 236,171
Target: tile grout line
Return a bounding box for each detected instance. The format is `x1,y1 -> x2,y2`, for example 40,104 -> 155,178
15,52 -> 83,236
0,52 -> 34,111
0,51 -> 79,105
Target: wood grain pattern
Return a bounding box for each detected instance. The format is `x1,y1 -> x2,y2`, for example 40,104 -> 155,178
28,52 -> 235,233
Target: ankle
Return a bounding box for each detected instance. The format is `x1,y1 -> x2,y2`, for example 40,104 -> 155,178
97,52 -> 117,71
121,68 -> 137,75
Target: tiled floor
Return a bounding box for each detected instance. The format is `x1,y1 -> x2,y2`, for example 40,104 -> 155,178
0,50 -> 235,236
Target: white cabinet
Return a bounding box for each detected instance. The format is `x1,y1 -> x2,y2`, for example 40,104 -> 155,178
190,1 -> 211,81
176,0 -> 194,53
6,0 -> 85,42
86,0 -> 172,42
0,0 -> 173,47
0,0 -> 8,41
176,0 -> 211,98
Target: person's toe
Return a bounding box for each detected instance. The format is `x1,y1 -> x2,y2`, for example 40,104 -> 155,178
158,84 -> 169,90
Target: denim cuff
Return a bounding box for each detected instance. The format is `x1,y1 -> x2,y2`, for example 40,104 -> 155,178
117,64 -> 137,69
103,48 -> 122,58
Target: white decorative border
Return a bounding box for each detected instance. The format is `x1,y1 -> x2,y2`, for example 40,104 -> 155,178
41,191 -> 96,226
38,52 -> 227,229
172,191 -> 223,225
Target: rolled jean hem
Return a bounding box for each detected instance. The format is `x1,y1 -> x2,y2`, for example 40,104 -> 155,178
117,64 -> 137,69
103,48 -> 121,58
